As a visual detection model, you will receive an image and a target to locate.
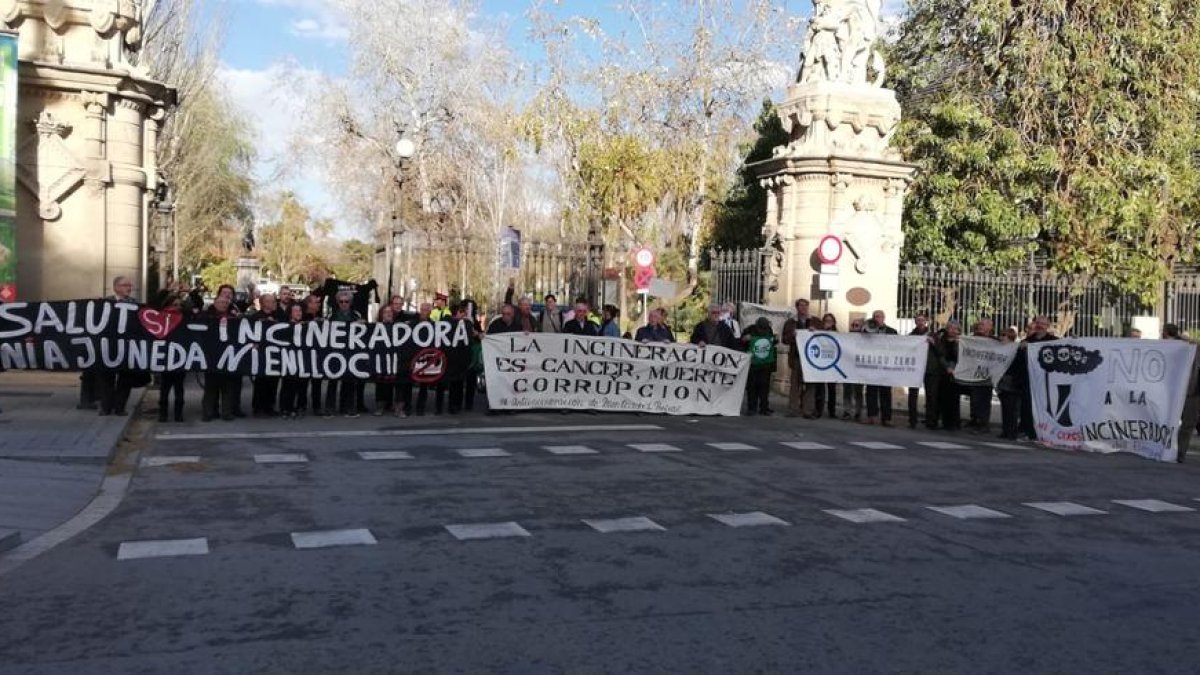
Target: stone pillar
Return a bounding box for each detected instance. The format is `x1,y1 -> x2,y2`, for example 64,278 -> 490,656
3,0 -> 174,301
751,1 -> 916,330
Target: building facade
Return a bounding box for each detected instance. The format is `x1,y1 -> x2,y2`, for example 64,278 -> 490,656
2,0 -> 173,301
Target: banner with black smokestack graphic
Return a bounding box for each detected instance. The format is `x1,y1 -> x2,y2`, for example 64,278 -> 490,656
1027,339 -> 1196,462
0,300 -> 472,382
482,333 -> 750,415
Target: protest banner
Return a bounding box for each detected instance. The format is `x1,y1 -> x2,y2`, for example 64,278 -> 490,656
739,302 -> 795,337
482,333 -> 749,415
0,300 -> 472,381
954,337 -> 1017,386
1027,338 -> 1195,463
796,330 -> 928,387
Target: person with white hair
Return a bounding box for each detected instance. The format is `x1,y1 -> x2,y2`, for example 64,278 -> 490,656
690,303 -> 738,349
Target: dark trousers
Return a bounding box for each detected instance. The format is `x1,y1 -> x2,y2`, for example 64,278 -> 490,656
356,381 -> 368,412
252,376 -> 279,414
202,372 -> 238,420
297,379 -> 322,414
998,388 -> 1021,439
158,371 -> 185,421
279,377 -> 303,414
461,374 -> 476,412
230,377 -> 245,415
842,383 -> 863,418
447,378 -> 464,414
908,372 -> 942,428
968,385 -> 993,429
324,378 -> 356,414
745,367 -> 772,413
1019,384 -> 1037,439
416,383 -> 448,414
375,380 -> 398,411
865,385 -> 891,421
96,369 -> 133,414
939,378 -> 962,430
79,370 -> 97,408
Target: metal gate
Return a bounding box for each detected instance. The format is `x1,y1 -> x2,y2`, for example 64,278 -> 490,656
710,249 -> 769,307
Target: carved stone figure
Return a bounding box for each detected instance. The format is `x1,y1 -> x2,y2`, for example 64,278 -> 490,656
798,0 -> 886,87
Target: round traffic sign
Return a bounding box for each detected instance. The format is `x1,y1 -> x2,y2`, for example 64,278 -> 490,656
817,235 -> 843,264
633,247 -> 655,269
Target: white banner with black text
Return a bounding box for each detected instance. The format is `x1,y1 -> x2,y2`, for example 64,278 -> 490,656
954,337 -> 1018,386
796,330 -> 928,388
482,333 -> 750,416
1027,338 -> 1195,463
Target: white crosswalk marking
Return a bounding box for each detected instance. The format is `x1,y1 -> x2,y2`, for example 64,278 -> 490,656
254,453 -> 308,464
543,445 -> 599,455
707,442 -> 758,452
628,443 -> 684,453
850,441 -> 905,450
708,511 -> 790,527
290,528 -> 378,549
358,451 -> 414,461
582,516 -> 666,533
983,442 -> 1026,450
926,504 -> 1012,520
780,442 -> 834,450
140,456 -> 201,467
117,537 -> 209,560
917,441 -> 970,450
456,448 -> 511,458
445,521 -> 532,540
824,508 -> 906,523
1112,499 -> 1195,513
1025,502 -> 1107,516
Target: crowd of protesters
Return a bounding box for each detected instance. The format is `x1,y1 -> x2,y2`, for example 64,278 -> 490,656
62,276 -> 1200,450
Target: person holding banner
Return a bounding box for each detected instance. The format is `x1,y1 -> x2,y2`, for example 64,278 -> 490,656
937,322 -> 964,431
691,304 -> 738,350
1018,316 -> 1058,440
841,317 -> 865,421
742,317 -> 777,416
538,294 -> 563,333
819,314 -> 839,418
299,294 -> 325,416
324,292 -> 363,417
155,291 -> 187,423
201,295 -> 239,422
635,308 -> 675,343
564,301 -> 600,337
278,303 -> 307,418
862,309 -> 899,426
782,299 -> 812,417
966,318 -> 998,433
907,313 -> 940,429
996,326 -> 1022,440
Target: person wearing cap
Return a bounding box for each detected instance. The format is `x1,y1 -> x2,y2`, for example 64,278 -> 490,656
430,293 -> 452,321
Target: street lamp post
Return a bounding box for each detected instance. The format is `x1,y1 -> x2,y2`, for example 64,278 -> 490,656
153,178 -> 175,291
387,135 -> 415,302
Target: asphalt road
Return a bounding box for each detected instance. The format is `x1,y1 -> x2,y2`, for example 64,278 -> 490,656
2,412 -> 1200,674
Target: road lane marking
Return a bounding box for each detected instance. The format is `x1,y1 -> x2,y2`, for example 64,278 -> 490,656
1024,502 -> 1107,516
926,504 -> 1012,520
917,441 -> 970,450
445,522 -> 531,540
543,445 -> 599,455
582,517 -> 666,533
291,528 -> 378,549
628,443 -> 683,453
156,424 -> 664,442
253,453 -> 309,464
707,442 -> 758,452
456,448 -> 511,458
140,456 -> 201,467
117,538 -> 209,560
358,451 -> 414,461
983,442 -> 1026,450
850,441 -> 905,450
708,511 -> 790,527
824,508 -> 906,523
1112,499 -> 1195,513
780,442 -> 834,450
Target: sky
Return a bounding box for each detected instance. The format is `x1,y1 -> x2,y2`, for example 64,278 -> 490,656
212,1 -> 891,237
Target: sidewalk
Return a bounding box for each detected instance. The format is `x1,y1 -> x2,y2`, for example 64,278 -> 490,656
0,371 -> 138,551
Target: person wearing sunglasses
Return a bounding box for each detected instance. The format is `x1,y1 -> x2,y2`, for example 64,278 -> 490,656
324,292 -> 363,417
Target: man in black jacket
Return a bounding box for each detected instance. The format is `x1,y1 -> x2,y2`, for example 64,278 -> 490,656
863,309 -> 899,426
1017,315 -> 1059,440
690,303 -> 738,349
563,301 -> 600,337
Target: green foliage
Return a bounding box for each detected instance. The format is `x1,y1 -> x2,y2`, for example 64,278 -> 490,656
702,100 -> 788,267
199,259 -> 236,291
890,0 -> 1200,303
331,239 -> 375,282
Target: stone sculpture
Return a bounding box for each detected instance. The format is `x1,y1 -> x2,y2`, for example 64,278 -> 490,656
798,0 -> 886,87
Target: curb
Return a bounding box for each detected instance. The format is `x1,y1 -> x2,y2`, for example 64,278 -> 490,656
0,389 -> 146,578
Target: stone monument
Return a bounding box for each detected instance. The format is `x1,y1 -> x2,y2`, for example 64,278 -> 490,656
2,0 -> 174,300
751,0 -> 915,325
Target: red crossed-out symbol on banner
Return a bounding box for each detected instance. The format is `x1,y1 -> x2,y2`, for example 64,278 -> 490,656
410,348 -> 447,384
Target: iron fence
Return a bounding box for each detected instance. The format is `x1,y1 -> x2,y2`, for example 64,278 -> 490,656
1165,271 -> 1200,334
710,249 -> 770,307
897,264 -> 1150,337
